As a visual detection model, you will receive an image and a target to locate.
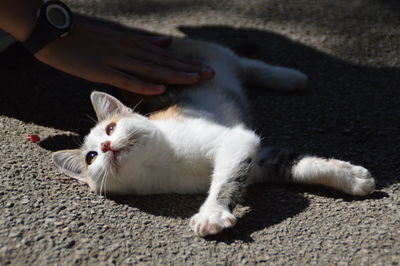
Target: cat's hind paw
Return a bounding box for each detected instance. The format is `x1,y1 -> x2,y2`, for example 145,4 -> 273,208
348,166 -> 375,196
190,209 -> 236,237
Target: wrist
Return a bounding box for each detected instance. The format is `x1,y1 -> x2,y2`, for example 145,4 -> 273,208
20,1 -> 73,55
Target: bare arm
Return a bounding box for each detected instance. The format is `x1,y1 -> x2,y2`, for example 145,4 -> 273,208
0,0 -> 214,95
0,0 -> 42,41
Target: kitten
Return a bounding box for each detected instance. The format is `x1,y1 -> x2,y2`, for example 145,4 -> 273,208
52,39 -> 375,237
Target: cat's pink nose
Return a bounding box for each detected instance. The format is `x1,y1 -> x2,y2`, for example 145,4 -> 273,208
101,141 -> 111,153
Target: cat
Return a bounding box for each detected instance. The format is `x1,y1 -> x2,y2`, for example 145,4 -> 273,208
52,39 -> 375,237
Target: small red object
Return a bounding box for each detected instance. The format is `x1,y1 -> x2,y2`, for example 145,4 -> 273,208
28,135 -> 41,143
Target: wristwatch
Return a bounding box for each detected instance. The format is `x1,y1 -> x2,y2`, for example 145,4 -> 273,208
23,0 -> 73,54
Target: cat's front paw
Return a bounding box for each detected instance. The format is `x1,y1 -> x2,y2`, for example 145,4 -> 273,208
190,208 -> 236,237
348,166 -> 375,196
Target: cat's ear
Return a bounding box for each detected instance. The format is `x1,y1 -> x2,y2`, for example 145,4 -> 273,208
52,149 -> 87,183
90,91 -> 132,121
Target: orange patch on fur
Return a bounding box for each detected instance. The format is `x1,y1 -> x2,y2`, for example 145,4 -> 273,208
148,105 -> 183,120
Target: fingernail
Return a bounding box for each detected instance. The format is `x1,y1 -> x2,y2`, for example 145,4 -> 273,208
186,73 -> 200,80
200,66 -> 215,79
150,85 -> 166,92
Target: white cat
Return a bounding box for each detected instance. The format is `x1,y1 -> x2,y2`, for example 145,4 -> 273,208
52,39 -> 375,237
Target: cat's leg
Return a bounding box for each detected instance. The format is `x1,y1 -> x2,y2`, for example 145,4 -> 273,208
239,57 -> 308,91
190,127 -> 261,237
255,147 -> 375,196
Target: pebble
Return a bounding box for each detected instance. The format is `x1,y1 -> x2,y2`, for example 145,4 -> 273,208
20,198 -> 30,204
8,230 -> 22,238
65,240 -> 76,249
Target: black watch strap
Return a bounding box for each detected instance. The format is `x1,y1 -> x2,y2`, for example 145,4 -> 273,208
23,0 -> 72,54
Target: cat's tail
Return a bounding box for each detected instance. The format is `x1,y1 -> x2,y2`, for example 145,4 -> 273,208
256,147 -> 375,196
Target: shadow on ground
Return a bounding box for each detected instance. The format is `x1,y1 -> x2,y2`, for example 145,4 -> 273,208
111,184 -> 310,243
1,22 -> 399,184
178,25 -> 400,189
111,181 -> 388,242
0,19 -> 398,242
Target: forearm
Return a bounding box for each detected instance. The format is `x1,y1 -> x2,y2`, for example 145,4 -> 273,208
0,0 -> 214,94
0,0 -> 42,41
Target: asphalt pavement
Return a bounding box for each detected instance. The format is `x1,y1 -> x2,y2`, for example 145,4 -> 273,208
1,0 -> 399,264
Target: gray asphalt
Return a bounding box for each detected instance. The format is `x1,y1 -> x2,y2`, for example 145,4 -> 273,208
1,0 -> 399,264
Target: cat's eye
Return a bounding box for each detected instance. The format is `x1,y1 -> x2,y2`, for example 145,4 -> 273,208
105,122 -> 116,136
85,151 -> 98,165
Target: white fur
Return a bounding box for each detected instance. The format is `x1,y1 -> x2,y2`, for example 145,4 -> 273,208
292,157 -> 375,196
82,114 -> 260,196
52,39 -> 375,237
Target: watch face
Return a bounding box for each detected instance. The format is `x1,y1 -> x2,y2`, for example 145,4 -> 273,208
46,4 -> 71,30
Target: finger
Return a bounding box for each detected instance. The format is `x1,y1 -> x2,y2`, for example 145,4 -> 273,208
139,35 -> 172,48
119,41 -> 215,80
113,31 -> 215,80
124,48 -> 214,79
136,42 -> 215,79
136,40 -> 200,65
102,67 -> 166,95
111,56 -> 201,85
80,22 -> 207,72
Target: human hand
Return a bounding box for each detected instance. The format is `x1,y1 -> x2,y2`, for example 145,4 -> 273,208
35,19 -> 215,95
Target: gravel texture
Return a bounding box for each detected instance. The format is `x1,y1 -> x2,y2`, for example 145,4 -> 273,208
1,0 -> 399,265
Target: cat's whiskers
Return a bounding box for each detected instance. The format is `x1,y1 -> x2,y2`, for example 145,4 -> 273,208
93,166 -> 110,196
103,167 -> 110,198
126,129 -> 141,143
131,98 -> 144,113
93,167 -> 104,185
99,170 -> 106,197
102,167 -> 112,197
100,168 -> 107,196
71,135 -> 83,148
83,114 -> 98,127
126,130 -> 150,150
108,157 -> 120,180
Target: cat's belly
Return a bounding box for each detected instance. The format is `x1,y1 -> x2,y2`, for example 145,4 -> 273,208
166,159 -> 213,194
111,158 -> 212,195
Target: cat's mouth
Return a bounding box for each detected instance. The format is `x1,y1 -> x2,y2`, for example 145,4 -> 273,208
103,135 -> 146,169
105,146 -> 132,167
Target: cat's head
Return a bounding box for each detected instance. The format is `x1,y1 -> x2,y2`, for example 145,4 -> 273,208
52,91 -> 159,194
